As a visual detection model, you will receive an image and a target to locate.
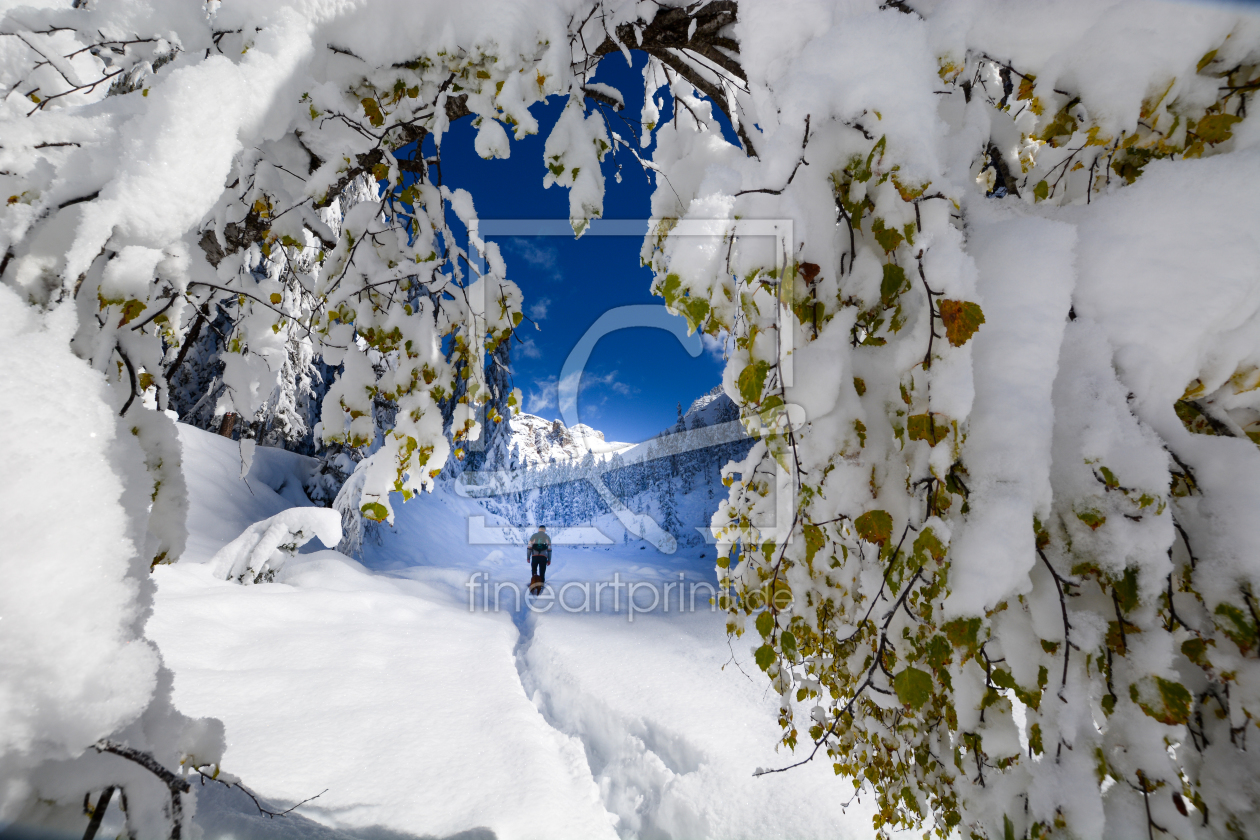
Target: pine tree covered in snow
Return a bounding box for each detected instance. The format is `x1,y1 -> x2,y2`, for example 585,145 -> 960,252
3,2 -> 1260,839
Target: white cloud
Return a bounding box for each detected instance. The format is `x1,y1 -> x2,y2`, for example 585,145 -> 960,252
700,330 -> 729,361
526,377 -> 558,413
517,337 -> 543,359
525,369 -> 635,417
573,370 -> 637,400
528,298 -> 551,320
608,378 -> 634,396
507,238 -> 558,269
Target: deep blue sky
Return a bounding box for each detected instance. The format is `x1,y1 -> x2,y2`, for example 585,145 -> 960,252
425,53 -> 729,445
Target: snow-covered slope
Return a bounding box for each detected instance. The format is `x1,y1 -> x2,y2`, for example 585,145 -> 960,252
680,386 -> 736,430
144,423 -> 881,839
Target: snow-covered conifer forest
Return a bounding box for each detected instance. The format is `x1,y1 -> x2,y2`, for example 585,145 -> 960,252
4,0 -> 1260,838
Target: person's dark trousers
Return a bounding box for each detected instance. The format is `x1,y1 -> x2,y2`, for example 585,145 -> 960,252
531,556 -> 548,582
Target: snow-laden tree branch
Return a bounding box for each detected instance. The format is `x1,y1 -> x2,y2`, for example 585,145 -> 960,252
639,4 -> 1260,839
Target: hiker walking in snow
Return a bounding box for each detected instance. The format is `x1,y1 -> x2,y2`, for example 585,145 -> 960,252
527,525 -> 552,593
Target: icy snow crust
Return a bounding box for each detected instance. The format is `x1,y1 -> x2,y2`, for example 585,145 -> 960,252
147,424 -> 881,839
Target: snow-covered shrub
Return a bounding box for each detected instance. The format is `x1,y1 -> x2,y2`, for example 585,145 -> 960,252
208,507 -> 342,584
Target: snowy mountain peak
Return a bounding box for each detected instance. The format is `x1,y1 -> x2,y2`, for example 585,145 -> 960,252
508,412 -> 630,468
683,386 -> 737,430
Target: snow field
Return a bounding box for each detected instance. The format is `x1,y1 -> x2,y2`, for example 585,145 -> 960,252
152,426 -> 616,839
519,610 -> 880,839
149,424 -> 882,839
152,559 -> 615,840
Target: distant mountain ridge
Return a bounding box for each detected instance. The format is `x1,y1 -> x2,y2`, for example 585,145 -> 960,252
464,386 -> 752,549
506,413 -> 631,468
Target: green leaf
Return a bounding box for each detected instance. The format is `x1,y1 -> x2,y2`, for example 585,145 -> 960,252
117,299 -> 147,326
1175,399 -> 1223,436
913,527 -> 946,562
924,635 -> 952,672
893,666 -> 933,710
360,501 -> 389,521
1215,602 -> 1258,655
658,272 -> 682,307
990,669 -> 1016,690
872,219 -> 904,253
1075,508 -> 1106,531
943,617 -> 981,656
1131,676 -> 1192,725
1196,113 -> 1241,145
1197,49 -> 1218,72
803,523 -> 825,564
880,263 -> 907,305
754,644 -> 776,671
361,97 -> 384,127
737,360 -> 771,404
938,299 -> 985,347
1114,567 -> 1139,613
907,413 -> 948,447
1181,637 -> 1209,666
854,510 -> 893,546
781,631 -> 797,655
680,296 -> 710,333
1033,179 -> 1049,202
755,610 -> 774,639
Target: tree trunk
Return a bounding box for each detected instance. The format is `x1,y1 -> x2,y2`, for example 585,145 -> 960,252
218,413 -> 237,438
164,310 -> 206,385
